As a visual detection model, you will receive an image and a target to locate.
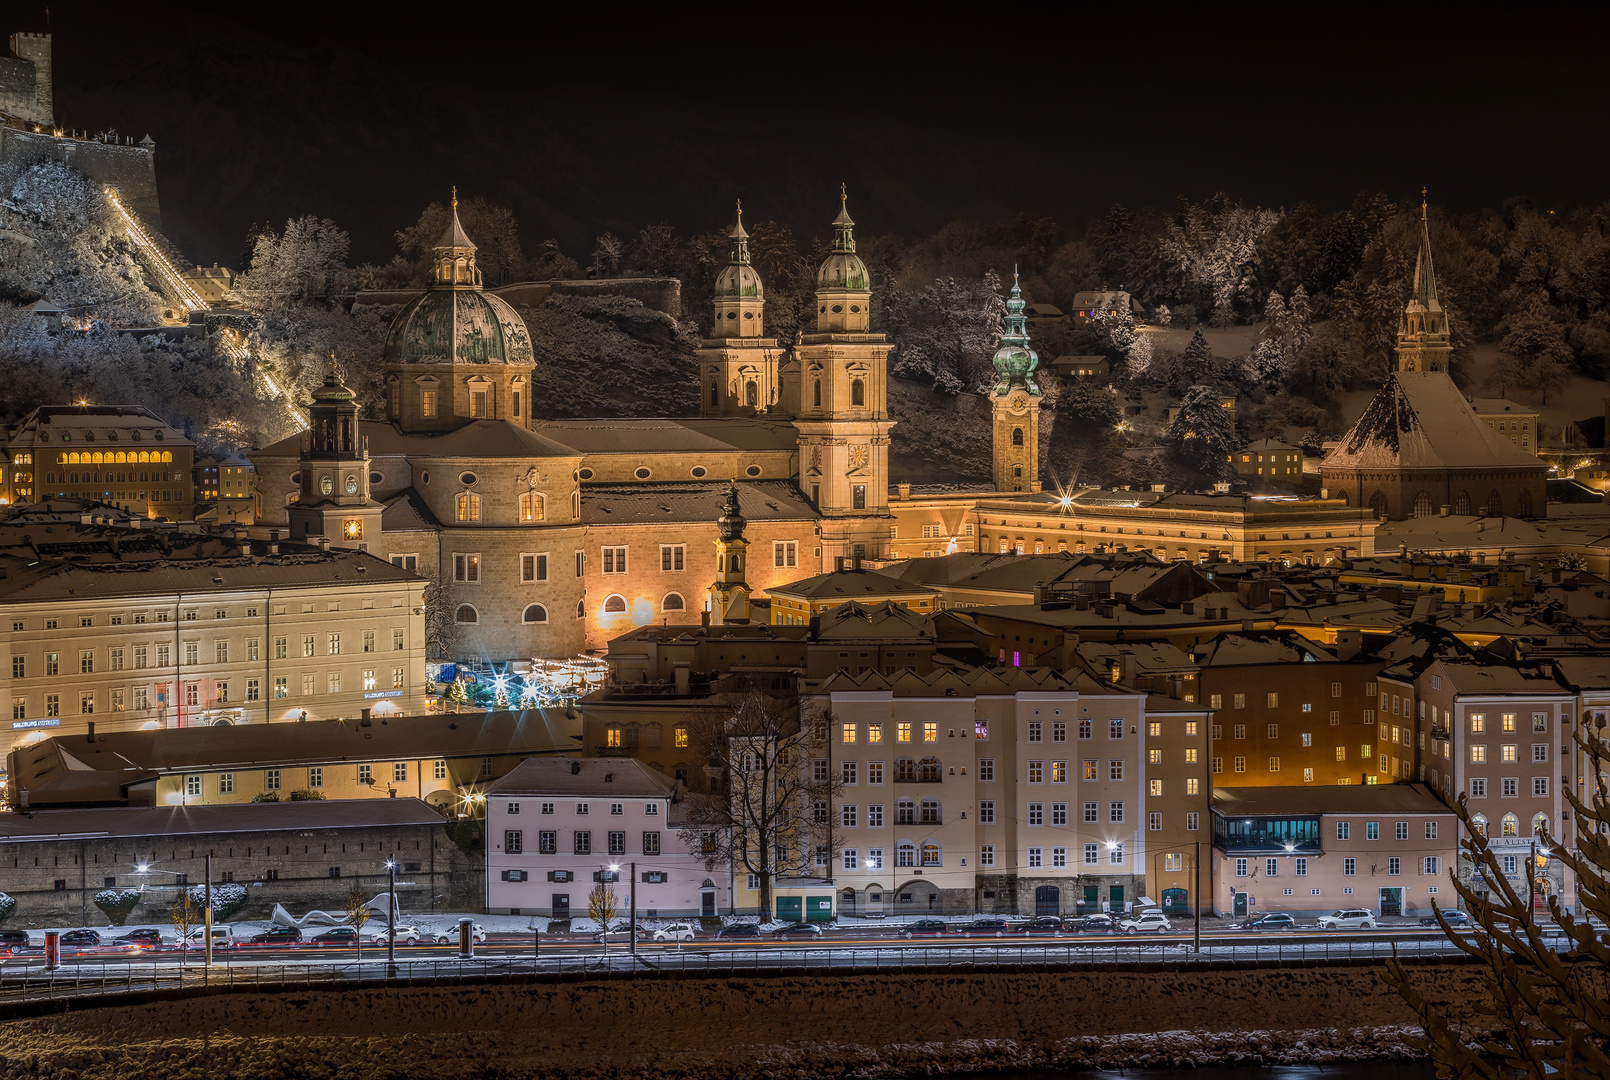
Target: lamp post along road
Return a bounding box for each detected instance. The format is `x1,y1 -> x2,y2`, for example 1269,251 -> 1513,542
629,860 -> 637,959
1194,839 -> 1202,952
386,860 -> 397,977
204,853 -> 213,967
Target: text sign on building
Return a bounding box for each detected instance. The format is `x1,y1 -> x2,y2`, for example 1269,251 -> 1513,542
12,718 -> 60,730
363,689 -> 405,700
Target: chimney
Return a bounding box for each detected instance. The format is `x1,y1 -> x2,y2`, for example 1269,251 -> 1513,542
851,554 -> 862,571
835,556 -> 846,572
1334,629 -> 1362,661
361,708 -> 371,721
1269,588 -> 1287,610
897,482 -> 911,499
700,608 -> 711,628
570,760 -> 581,775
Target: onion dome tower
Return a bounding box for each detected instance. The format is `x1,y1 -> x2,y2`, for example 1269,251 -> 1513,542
382,190 -> 535,433
991,269 -> 1043,493
699,201 -> 779,416
708,480 -> 752,624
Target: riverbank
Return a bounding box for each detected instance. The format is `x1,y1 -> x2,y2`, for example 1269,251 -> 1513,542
0,962 -> 1484,1079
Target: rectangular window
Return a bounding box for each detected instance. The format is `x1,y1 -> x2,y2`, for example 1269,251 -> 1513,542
454,553 -> 481,583
1533,777 -> 1549,797
1028,847 -> 1043,868
1266,858 -> 1278,877
1423,856 -> 1440,875
1084,801 -> 1098,823
265,769 -> 281,791
1470,778 -> 1487,797
1269,757 -> 1280,772
504,830 -> 523,854
1149,811 -> 1162,831
328,633 -> 341,655
1365,821 -> 1379,840
1149,779 -> 1163,797
246,679 -> 260,702
1085,844 -> 1100,865
978,800 -> 995,824
1109,800 -> 1124,823
1051,760 -> 1067,783
852,484 -> 865,510
772,540 -> 798,568
1185,777 -> 1200,795
1186,811 -> 1199,832
1234,756 -> 1246,773
574,831 -> 591,855
1295,858 -> 1308,876
274,677 -> 288,699
659,545 -> 685,572
1028,721 -> 1043,743
841,804 -> 858,828
867,803 -> 884,827
1234,724 -> 1246,739
1344,857 -> 1356,876
393,628 -> 406,651
867,761 -> 885,785
1266,692 -> 1279,708
308,767 -> 323,788
79,649 -> 94,674
1052,720 -> 1067,742
923,721 -> 937,743
979,845 -> 995,867
219,773 -> 235,794
1109,759 -> 1124,781
608,831 -> 626,856
1028,760 -> 1044,783
1109,718 -> 1124,740
538,831 -> 557,855
1027,802 -> 1044,826
841,760 -> 857,785
1110,843 -> 1124,864
1051,802 -> 1067,825
1082,759 -> 1097,780
1078,719 -> 1092,739
1533,744 -> 1548,762
1471,745 -> 1486,763
185,775 -> 201,796
358,764 -> 373,784
1336,821 -> 1350,840
1388,857 -> 1401,876
1502,778 -> 1518,797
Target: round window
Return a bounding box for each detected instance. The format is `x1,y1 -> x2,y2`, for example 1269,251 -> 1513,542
345,475 -> 358,495
831,304 -> 843,313
691,466 -> 707,478
290,472 -> 301,485
819,305 -> 827,313
369,472 -> 383,484
459,472 -> 478,486
421,470 -> 429,485
746,465 -> 761,477
320,476 -> 333,495
850,305 -> 861,313
635,467 -> 651,480
726,311 -> 738,320
743,311 -> 753,319
579,468 -> 594,480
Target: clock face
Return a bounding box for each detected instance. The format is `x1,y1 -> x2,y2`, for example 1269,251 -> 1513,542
320,476 -> 333,495
345,475 -> 358,495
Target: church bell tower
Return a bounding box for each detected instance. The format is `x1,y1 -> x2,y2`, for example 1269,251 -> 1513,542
990,270 -> 1042,493
1396,190 -> 1453,374
288,358 -> 383,550
698,202 -> 780,416
708,481 -> 752,624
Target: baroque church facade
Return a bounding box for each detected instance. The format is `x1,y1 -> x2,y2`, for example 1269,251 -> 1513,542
252,193 -> 897,663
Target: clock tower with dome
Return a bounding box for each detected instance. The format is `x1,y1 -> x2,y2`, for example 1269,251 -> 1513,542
990,271 -> 1042,493
699,202 -> 781,416
288,359 -> 383,550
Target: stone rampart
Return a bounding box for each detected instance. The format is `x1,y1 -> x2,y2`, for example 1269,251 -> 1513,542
0,127 -> 163,232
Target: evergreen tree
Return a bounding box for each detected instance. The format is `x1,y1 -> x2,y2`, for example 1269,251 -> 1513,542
1180,327 -> 1215,386
1166,385 -> 1239,482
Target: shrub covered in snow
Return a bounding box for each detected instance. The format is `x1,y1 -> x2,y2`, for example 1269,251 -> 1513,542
187,882 -> 247,921
92,888 -> 143,926
0,891 -> 14,923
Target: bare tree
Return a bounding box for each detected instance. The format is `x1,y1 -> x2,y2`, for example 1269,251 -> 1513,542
169,892 -> 200,967
587,880 -> 619,931
676,680 -> 841,920
344,885 -> 373,961
1386,712 -> 1610,1079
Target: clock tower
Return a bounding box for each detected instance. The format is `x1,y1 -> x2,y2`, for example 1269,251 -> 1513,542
288,359 -> 383,550
990,270 -> 1042,493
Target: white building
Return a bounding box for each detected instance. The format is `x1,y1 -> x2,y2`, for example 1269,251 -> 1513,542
484,757 -> 726,919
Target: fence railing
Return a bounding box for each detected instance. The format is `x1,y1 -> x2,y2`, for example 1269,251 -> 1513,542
0,931 -> 1566,1012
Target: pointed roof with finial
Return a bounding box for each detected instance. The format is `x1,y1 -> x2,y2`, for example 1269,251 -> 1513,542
435,186 -> 477,253
717,479 -> 747,542
1405,186 -> 1442,323
714,200 -> 762,300
990,265 -> 1041,396
817,184 -> 869,291
312,351 -> 358,404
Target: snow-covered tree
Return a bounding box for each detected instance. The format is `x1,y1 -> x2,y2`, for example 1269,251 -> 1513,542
394,197 -> 524,287
1167,385 -> 1240,482
590,233 -> 623,277
1157,194 -> 1282,325
187,881 -> 247,921
228,216 -> 350,311
884,272 -> 1006,393
1491,294 -> 1573,403
0,892 -> 15,924
93,889 -> 142,926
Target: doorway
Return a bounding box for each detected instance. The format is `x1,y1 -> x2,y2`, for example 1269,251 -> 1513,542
1379,887 -> 1403,917
1232,891 -> 1248,918
701,890 -> 716,917
1161,888 -> 1189,915
1082,885 -> 1097,912
1035,885 -> 1060,915
1108,884 -> 1125,910
552,893 -> 570,919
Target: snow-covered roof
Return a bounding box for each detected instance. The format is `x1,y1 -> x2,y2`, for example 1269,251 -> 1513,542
1323,372 -> 1546,472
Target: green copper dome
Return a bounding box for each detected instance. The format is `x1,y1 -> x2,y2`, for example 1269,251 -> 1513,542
817,188 -> 869,292
383,286 -> 533,366
715,203 -> 763,298
990,270 -> 1040,395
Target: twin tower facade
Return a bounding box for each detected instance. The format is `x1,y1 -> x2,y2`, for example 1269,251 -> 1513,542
699,199 -> 1042,501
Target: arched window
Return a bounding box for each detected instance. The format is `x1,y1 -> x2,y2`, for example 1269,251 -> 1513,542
603,594 -> 627,614
1501,813 -> 1519,838
896,842 -> 917,867
919,798 -> 941,824
918,757 -> 941,782
606,724 -> 623,748
745,382 -> 757,407
662,593 -> 685,612
1412,491 -> 1434,518
456,493 -> 481,522
1011,427 -> 1024,447
709,383 -> 719,407
1471,813 -> 1488,837
522,604 -> 548,624
1532,812 -> 1550,837
518,492 -> 543,522
851,379 -> 865,407
1369,491 -> 1389,519
1517,489 -> 1534,518
576,600 -> 586,619
920,842 -> 941,867
896,798 -> 916,824
894,758 -> 916,782
813,380 -> 822,407
454,604 -> 478,624
1453,490 -> 1472,516
1487,490 -> 1503,517
161,452 -> 172,463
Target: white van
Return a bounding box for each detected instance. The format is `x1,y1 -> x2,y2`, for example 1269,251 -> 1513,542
184,926 -> 235,948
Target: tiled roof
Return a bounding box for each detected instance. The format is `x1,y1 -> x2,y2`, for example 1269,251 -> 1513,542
487,757 -> 675,798
768,566 -> 939,601
532,418 -> 797,454
583,481 -> 813,526
1212,782 -> 1450,817
1324,373 -> 1546,471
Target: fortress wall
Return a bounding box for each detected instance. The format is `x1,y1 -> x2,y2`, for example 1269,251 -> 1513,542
0,128 -> 163,233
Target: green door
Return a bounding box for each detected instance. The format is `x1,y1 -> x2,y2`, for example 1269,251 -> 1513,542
806,895 -> 834,923
1109,885 -> 1125,909
775,896 -> 802,922
1082,885 -> 1098,909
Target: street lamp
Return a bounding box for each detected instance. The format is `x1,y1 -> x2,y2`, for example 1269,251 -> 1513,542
134,860 -> 210,965
385,859 -> 397,977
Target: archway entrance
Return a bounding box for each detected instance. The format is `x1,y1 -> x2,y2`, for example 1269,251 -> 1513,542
1161,888 -> 1189,915
896,880 -> 939,912
1034,885 -> 1060,915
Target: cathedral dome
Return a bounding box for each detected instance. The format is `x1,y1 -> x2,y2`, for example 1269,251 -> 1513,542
383,287 -> 533,366
816,250 -> 869,292
714,261 -> 763,299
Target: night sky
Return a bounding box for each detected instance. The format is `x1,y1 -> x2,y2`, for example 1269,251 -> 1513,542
22,2 -> 1610,266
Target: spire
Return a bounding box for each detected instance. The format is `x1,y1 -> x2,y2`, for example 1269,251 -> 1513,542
832,183 -> 855,253
430,189 -> 480,287
990,265 -> 1040,396
1410,186 -> 1439,314
717,479 -> 747,541
1001,264 -> 1029,346
728,199 -> 750,264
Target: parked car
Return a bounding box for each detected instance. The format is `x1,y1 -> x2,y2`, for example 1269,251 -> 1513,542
957,918 -> 1013,937
1119,911 -> 1173,933
1235,913 -> 1298,931
1420,909 -> 1473,930
651,923 -> 697,942
309,927 -> 360,946
770,921 -> 824,938
1068,914 -> 1121,934
714,924 -> 761,939
432,924 -> 486,945
248,926 -> 304,945
59,929 -> 102,949
370,925 -> 422,945
899,919 -> 949,938
1316,908 -> 1378,930
1021,916 -> 1069,935
591,921 -> 647,943
112,928 -> 165,949
0,929 -> 30,954
183,926 -> 236,948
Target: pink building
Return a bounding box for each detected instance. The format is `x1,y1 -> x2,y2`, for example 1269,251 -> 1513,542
485,758 -> 726,919
1212,784 -> 1458,918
